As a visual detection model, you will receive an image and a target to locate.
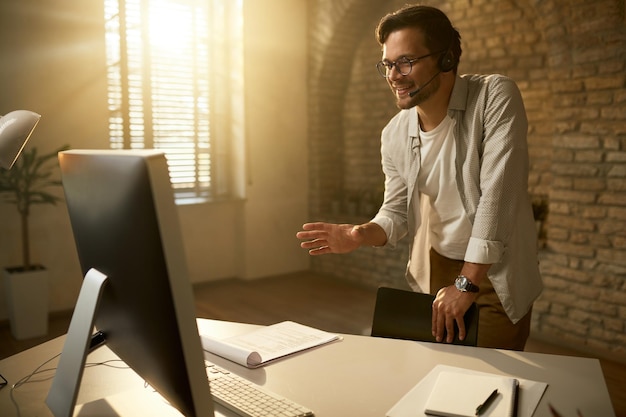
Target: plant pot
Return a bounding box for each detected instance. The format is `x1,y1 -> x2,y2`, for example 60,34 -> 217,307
3,265 -> 49,340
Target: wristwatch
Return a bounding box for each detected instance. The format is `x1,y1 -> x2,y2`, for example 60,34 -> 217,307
454,275 -> 479,293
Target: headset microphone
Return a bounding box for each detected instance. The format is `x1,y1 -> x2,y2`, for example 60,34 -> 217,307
408,70 -> 442,98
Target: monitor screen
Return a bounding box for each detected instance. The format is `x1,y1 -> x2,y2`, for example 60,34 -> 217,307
51,149 -> 213,416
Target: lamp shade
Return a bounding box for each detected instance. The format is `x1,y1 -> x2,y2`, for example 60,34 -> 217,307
0,110 -> 41,169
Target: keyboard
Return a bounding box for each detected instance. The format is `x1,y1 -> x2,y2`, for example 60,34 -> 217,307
205,361 -> 314,417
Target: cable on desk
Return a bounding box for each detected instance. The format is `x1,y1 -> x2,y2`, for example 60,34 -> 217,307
11,352 -> 61,389
7,351 -> 128,417
9,352 -> 61,417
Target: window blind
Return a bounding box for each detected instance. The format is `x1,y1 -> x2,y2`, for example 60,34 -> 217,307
104,0 -> 239,199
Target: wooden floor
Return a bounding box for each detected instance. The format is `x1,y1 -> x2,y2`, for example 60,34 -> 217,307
1,271 -> 624,415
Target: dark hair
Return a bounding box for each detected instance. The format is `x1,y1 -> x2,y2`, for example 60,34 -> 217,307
375,5 -> 462,71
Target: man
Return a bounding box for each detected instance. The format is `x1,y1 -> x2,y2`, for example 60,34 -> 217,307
296,4 -> 542,350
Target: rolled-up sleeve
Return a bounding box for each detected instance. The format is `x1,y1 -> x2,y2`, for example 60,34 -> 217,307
464,236 -> 505,264
371,213 -> 402,248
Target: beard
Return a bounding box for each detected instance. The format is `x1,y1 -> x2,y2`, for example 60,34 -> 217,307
395,75 -> 440,110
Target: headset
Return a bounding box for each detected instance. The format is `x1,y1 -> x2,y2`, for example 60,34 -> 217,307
438,48 -> 456,73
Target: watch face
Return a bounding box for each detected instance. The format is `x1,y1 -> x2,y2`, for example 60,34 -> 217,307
455,275 -> 479,292
455,276 -> 468,290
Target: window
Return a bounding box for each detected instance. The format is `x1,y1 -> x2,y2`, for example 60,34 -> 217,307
104,0 -> 242,200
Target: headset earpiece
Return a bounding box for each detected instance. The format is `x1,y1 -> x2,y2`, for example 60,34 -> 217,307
438,49 -> 456,72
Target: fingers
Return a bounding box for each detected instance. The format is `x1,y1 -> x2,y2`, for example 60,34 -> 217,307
296,222 -> 330,240
307,245 -> 332,256
445,316 -> 457,343
297,232 -> 326,245
296,223 -> 332,254
296,230 -> 325,241
432,294 -> 448,342
299,222 -> 329,233
456,317 -> 466,342
299,238 -> 331,255
299,238 -> 324,249
432,288 -> 467,343
432,300 -> 457,342
296,223 -> 327,244
432,296 -> 443,342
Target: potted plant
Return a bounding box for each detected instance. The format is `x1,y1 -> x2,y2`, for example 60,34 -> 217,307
0,145 -> 68,339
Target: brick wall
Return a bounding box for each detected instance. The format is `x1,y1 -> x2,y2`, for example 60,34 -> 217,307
306,0 -> 626,360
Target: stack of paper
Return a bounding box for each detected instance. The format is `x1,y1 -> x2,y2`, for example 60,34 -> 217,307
201,321 -> 341,368
387,365 -> 548,417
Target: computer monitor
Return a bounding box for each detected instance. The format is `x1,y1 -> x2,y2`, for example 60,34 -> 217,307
47,149 -> 214,417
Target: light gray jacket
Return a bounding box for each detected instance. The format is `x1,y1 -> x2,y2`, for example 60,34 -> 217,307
372,74 -> 543,323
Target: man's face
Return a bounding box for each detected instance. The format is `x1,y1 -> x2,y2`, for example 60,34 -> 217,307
381,28 -> 441,109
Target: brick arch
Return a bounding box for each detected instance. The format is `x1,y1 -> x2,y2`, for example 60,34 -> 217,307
308,0 -> 392,217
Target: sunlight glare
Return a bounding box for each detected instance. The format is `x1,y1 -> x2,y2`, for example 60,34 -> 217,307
148,0 -> 193,51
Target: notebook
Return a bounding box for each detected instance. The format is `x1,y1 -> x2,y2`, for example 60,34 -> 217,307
424,370 -> 519,417
371,287 -> 479,346
387,365 -> 548,417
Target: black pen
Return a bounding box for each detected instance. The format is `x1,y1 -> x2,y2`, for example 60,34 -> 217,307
475,389 -> 498,416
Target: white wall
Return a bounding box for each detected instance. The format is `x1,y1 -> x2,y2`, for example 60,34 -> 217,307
0,0 -> 310,320
240,0 -> 311,279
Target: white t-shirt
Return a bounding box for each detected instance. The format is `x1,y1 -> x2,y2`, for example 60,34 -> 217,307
416,115 -> 473,260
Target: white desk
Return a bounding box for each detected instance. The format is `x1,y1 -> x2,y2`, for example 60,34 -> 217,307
0,319 -> 615,417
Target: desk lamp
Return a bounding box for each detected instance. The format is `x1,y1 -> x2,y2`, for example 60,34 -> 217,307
0,110 -> 41,169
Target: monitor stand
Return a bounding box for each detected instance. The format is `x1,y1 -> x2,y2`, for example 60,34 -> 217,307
46,268 -> 108,417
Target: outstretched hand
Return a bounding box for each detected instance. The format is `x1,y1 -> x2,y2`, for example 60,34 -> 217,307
296,222 -> 365,255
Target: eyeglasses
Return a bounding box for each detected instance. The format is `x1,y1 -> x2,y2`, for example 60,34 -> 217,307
376,50 -> 445,78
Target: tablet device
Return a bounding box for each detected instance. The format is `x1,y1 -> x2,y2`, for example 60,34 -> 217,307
371,287 -> 479,346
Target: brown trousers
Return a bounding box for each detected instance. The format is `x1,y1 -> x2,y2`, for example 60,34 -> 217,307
429,248 -> 531,350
